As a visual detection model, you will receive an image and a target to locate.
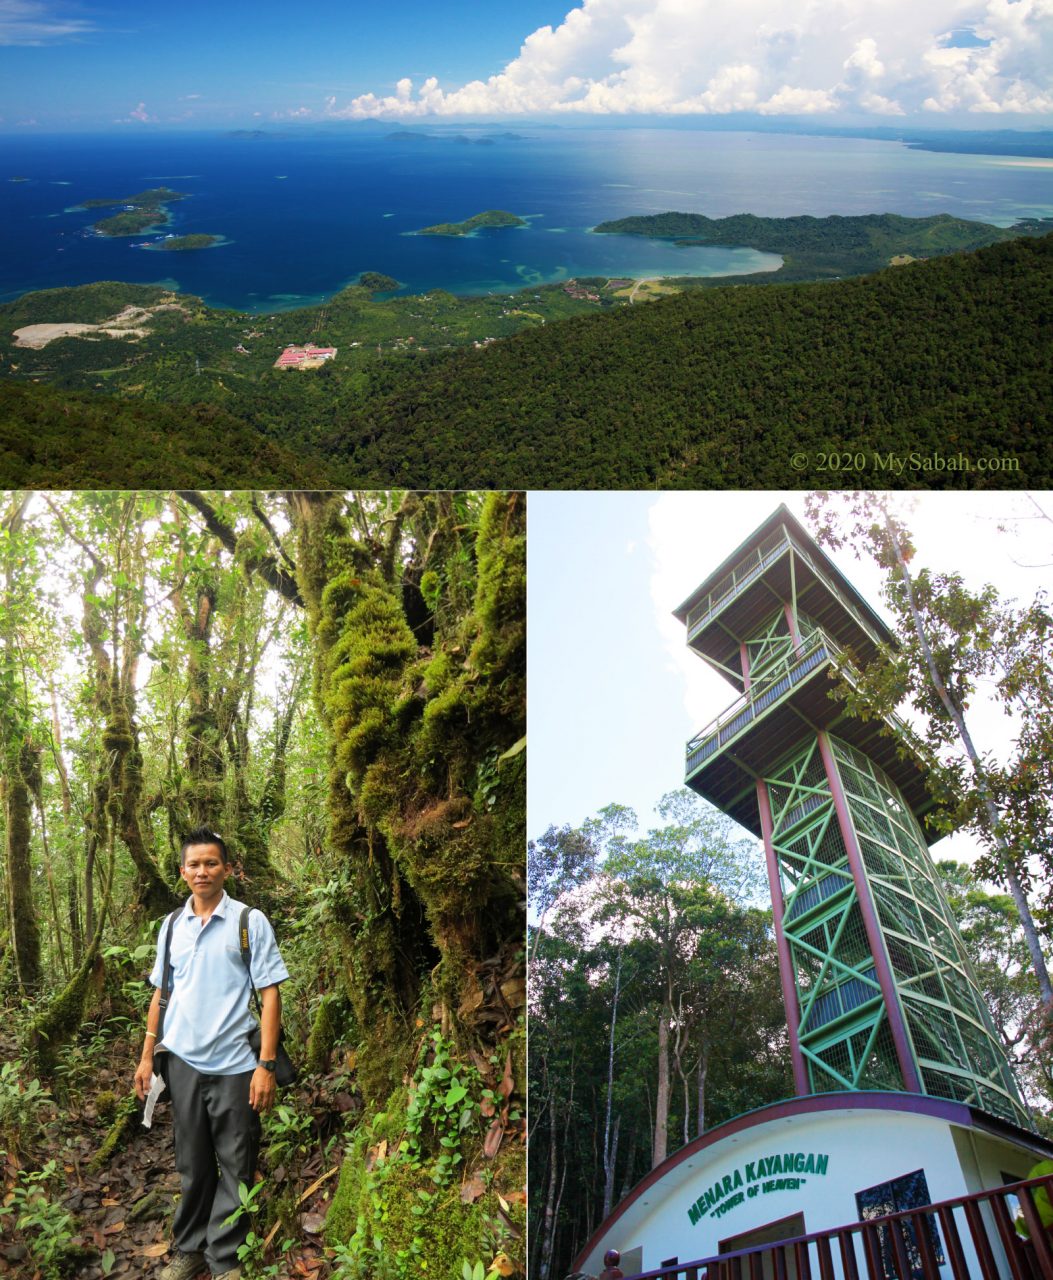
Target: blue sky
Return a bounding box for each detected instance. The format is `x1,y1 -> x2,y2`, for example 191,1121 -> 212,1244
3,0 -> 1052,130
0,0 -> 569,128
527,492 -> 1051,872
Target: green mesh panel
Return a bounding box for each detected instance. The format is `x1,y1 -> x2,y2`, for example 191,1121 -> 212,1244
765,740 -> 900,1095
830,734 -> 1030,1128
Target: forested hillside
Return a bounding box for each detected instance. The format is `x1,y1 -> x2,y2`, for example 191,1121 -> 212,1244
0,234 -> 1050,488
333,233 -> 1052,488
0,491 -> 525,1280
0,383 -> 336,488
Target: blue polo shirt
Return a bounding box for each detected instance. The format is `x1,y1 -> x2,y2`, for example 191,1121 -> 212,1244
148,891 -> 289,1075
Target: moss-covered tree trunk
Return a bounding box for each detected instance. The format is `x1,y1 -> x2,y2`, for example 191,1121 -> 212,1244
181,580 -> 224,828
289,491 -> 430,1035
1,496 -> 41,994
3,743 -> 41,993
288,491 -> 525,1060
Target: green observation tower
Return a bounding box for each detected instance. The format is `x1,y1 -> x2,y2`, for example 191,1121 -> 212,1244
673,505 -> 1030,1129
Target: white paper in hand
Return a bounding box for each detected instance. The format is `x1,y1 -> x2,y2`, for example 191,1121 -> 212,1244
142,1072 -> 166,1128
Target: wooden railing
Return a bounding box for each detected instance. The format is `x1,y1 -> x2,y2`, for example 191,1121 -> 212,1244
610,1171 -> 1053,1280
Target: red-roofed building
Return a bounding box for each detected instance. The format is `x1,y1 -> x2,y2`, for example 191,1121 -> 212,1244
274,343 -> 338,369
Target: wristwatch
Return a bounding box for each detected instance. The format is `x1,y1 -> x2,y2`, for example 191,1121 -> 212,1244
258,1059 -> 277,1072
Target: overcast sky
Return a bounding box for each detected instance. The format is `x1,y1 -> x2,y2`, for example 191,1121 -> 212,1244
3,0 -> 1052,129
527,490 -> 1052,873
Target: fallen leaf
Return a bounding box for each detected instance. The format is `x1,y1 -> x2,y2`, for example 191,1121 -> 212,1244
480,1098 -> 496,1118
490,1252 -> 516,1277
495,1206 -> 523,1238
498,1051 -> 514,1101
296,1167 -> 340,1204
302,1211 -> 326,1235
460,1176 -> 486,1204
101,1197 -> 121,1207
469,1050 -> 492,1078
451,819 -> 471,829
483,1117 -> 504,1160
500,978 -> 526,1008
104,1221 -> 126,1234
141,1243 -> 169,1258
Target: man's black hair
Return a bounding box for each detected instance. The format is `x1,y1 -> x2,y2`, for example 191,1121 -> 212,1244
180,826 -> 230,866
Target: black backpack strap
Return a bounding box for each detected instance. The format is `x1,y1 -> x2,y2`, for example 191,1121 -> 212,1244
240,906 -> 262,1018
157,909 -> 180,1041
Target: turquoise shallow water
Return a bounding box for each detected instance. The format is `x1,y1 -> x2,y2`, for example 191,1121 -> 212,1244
2,127 -> 1050,311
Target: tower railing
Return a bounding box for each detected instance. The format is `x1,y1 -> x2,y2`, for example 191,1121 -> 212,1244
686,528 -> 791,639
686,631 -> 840,775
612,1170 -> 1053,1280
685,630 -> 925,781
684,528 -> 885,654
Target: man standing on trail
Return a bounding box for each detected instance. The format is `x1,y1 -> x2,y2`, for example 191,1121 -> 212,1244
134,828 -> 289,1280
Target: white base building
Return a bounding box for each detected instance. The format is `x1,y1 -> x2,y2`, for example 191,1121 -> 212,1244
573,1093 -> 1053,1278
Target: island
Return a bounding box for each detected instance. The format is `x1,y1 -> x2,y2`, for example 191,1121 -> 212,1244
82,187 -> 186,237
148,234 -> 221,252
358,272 -> 400,291
414,210 -> 526,237
592,210 -> 1053,283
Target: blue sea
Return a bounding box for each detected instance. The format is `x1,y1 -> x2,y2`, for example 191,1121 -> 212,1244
2,127 -> 1051,312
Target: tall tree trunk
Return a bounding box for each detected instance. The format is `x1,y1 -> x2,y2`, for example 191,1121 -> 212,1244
603,1114 -> 620,1221
4,743 -> 41,992
696,1046 -> 709,1139
653,997 -> 671,1168
619,1128 -> 638,1201
288,492 -> 426,1025
1,496 -> 40,993
537,1107 -> 561,1280
602,952 -> 622,1218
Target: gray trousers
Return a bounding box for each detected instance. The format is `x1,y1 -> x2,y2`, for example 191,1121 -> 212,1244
164,1053 -> 261,1274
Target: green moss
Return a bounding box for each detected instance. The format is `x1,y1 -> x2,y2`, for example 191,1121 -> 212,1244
325,1094 -> 525,1280
89,1092 -> 139,1170
306,994 -> 355,1074
95,1089 -> 118,1120
29,952 -> 106,1079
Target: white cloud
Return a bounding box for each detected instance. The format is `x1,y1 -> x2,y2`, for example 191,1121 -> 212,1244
0,0 -> 93,45
323,0 -> 1053,119
115,102 -> 156,124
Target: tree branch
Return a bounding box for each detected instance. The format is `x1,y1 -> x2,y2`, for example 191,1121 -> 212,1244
176,491 -> 303,606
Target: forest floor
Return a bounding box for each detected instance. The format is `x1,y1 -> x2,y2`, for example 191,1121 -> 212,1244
0,1023 -> 347,1280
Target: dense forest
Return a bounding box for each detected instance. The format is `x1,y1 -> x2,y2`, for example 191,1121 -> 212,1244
530,798 -> 1053,1280
0,233 -> 1050,490
0,490 -> 525,1280
326,233 -> 1051,488
528,796 -> 791,1280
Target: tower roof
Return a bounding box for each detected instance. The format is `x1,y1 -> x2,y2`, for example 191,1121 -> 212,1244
674,504 -> 891,690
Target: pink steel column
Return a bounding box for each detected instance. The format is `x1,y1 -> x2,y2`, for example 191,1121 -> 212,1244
816,730 -> 923,1094
756,778 -> 809,1097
